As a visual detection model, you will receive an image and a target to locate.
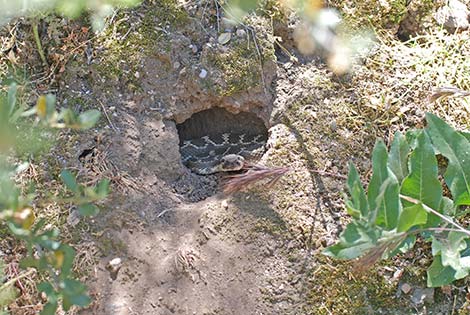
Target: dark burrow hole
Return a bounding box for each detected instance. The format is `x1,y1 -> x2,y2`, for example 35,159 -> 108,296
173,107 -> 269,201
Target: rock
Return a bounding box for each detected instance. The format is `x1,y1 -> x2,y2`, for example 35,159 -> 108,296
218,32 -> 232,45
411,287 -> 434,305
107,257 -> 123,280
199,69 -> 208,79
400,283 -> 412,294
66,208 -> 81,226
434,0 -> 470,32
236,28 -> 246,37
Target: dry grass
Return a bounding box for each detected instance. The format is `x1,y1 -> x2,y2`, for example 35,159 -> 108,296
222,163 -> 291,194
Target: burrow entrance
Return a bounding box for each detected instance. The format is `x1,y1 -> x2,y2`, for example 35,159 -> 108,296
173,107 -> 269,201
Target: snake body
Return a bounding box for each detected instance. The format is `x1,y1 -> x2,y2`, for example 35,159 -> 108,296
179,132 -> 267,174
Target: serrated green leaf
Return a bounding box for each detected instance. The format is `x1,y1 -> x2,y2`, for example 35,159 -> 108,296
346,162 -> 368,218
426,113 -> 470,208
401,131 -> 442,227
78,203 -> 99,216
387,131 -> 410,184
322,221 -> 380,259
60,170 -> 79,193
397,204 -> 427,232
78,110 -> 101,130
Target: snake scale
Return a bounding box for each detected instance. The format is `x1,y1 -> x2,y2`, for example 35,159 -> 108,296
179,132 -> 267,174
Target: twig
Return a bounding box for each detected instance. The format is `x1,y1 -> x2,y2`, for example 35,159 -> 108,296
429,86 -> 470,103
214,0 -> 220,33
0,268 -> 36,292
98,100 -> 118,132
400,194 -> 470,237
32,19 -> 48,66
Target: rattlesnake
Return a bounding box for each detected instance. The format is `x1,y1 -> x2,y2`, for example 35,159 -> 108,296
179,132 -> 267,174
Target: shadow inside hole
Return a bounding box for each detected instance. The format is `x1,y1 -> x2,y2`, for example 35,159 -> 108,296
176,107 -> 268,142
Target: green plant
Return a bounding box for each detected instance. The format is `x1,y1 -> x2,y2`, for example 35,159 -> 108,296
0,0 -> 142,30
324,113 -> 470,287
0,83 -> 109,314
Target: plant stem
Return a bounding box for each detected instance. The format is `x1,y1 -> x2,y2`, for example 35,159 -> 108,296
32,20 -> 48,66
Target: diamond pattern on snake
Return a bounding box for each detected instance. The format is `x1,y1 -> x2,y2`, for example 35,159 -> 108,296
179,132 -> 267,175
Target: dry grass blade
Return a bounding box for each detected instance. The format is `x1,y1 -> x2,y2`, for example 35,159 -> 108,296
222,163 -> 290,194
429,86 -> 470,103
353,236 -> 406,273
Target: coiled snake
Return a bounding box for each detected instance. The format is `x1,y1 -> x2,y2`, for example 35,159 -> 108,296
180,133 -> 267,175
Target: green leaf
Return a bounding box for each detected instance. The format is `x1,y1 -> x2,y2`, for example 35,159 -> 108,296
374,176 -> 400,229
323,221 -> 380,259
58,244 -> 76,277
37,282 -> 55,296
346,162 -> 368,218
426,113 -> 470,207
78,110 -> 101,130
400,131 -> 442,227
78,203 -> 99,216
387,131 -> 409,184
0,285 -> 17,308
45,94 -> 56,119
19,257 -> 39,269
95,179 -> 110,198
388,234 -> 416,256
40,301 -> 58,315
432,232 -> 468,270
60,170 -> 79,193
366,140 -> 401,229
61,279 -> 90,310
427,255 -> 458,287
6,83 -> 17,118
368,140 -> 389,215
62,293 -> 91,310
397,204 -> 427,232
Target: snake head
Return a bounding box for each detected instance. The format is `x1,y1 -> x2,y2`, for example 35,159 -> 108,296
218,154 -> 245,172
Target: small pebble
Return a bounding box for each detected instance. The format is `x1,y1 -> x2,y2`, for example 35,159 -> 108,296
173,62 -> 181,70
190,44 -> 198,53
401,283 -> 412,294
199,69 -> 208,79
221,200 -> 229,210
236,28 -> 246,37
